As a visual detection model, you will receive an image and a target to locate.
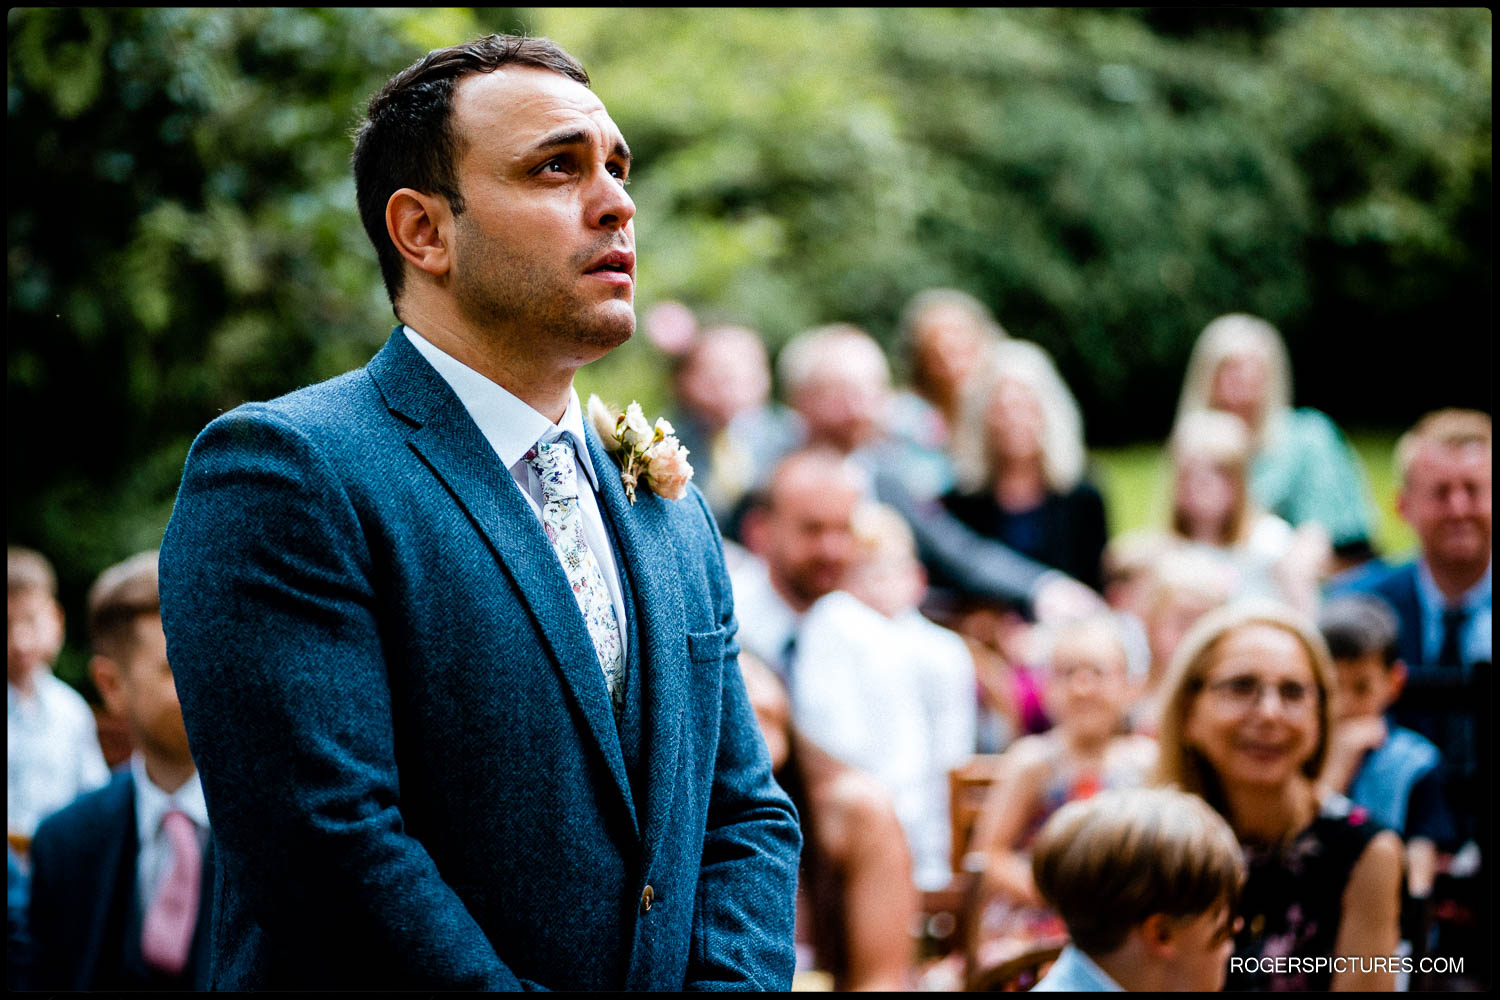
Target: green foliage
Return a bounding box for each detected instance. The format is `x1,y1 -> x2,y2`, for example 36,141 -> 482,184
6,8 -> 1489,688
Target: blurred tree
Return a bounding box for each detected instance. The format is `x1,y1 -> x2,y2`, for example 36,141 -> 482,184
7,7 -> 517,684
7,8 -> 1490,683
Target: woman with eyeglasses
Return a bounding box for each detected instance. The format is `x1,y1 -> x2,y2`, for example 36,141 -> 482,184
1154,600 -> 1403,991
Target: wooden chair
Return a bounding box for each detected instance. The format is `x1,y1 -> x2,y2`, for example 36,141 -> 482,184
948,753 -> 1009,873
966,936 -> 1068,992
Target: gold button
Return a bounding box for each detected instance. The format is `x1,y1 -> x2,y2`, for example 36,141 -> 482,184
640,885 -> 654,912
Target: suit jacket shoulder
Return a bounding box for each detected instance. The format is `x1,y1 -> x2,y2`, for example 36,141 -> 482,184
1330,559 -> 1422,665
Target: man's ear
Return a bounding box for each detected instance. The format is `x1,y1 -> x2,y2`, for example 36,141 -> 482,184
385,188 -> 453,278
91,654 -> 127,720
1388,659 -> 1408,701
1136,913 -> 1178,960
1395,485 -> 1413,527
740,507 -> 769,558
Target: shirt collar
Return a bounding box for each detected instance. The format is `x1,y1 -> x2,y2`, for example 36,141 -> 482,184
131,753 -> 208,841
403,325 -> 600,491
1416,555 -> 1492,614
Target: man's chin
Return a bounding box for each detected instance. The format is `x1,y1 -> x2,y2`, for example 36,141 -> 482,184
575,305 -> 636,352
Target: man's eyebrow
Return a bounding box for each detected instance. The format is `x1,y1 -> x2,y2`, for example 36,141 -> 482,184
531,129 -> 632,166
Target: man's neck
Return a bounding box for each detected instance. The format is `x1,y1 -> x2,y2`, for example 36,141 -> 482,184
1090,944 -> 1153,992
400,308 -> 578,423
1424,554 -> 1490,604
769,575 -> 816,615
7,666 -> 39,699
142,752 -> 198,796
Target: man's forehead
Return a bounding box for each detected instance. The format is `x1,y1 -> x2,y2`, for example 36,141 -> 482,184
1414,440 -> 1491,480
453,65 -> 620,145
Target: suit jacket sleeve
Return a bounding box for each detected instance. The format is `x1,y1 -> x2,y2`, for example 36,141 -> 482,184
684,490 -> 802,991
159,407 -> 528,990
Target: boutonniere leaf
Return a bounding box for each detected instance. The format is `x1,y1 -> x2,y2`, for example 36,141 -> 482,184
589,395 -> 694,504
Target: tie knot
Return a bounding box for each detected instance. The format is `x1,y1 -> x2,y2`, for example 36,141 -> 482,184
526,439 -> 579,505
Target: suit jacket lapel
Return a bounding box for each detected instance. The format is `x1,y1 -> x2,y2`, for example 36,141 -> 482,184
367,333 -> 637,837
82,776 -> 137,989
585,425 -> 688,864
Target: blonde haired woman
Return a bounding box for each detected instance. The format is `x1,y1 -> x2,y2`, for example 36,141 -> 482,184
1174,313 -> 1377,567
1167,410 -> 1330,616
943,339 -> 1108,592
1155,600 -> 1403,991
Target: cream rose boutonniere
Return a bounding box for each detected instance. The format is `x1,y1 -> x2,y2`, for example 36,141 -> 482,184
588,395 -> 694,504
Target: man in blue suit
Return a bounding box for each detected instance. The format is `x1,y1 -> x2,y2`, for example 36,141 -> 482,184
28,552 -> 212,991
158,34 -> 800,990
1332,409 -> 1490,851
1335,409 -> 1491,671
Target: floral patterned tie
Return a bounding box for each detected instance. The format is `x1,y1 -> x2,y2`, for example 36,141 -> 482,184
525,439 -> 626,715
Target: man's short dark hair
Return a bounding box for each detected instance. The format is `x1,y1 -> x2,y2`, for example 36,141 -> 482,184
88,550 -> 161,664
1318,593 -> 1402,667
352,34 -> 590,308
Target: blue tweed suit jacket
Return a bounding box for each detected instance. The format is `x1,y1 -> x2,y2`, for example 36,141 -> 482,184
158,330 -> 801,990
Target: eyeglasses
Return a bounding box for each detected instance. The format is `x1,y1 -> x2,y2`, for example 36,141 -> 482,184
1203,675 -> 1316,716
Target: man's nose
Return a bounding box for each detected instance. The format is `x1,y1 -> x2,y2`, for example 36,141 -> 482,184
590,169 -> 635,231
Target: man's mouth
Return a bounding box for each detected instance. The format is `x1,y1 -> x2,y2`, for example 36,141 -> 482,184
585,249 -> 635,282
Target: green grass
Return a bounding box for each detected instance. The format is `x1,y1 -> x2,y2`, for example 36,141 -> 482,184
1091,429 -> 1416,560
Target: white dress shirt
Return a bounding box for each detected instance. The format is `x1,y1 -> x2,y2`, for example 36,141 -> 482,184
1416,557 -> 1492,666
791,591 -> 977,891
7,670 -> 110,837
403,326 -> 628,644
131,753 -> 210,912
726,552 -> 801,681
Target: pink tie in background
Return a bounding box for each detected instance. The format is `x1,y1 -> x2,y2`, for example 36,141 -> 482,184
141,809 -> 201,975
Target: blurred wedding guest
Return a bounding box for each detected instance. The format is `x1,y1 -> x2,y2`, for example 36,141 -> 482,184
1030,787 -> 1245,993
7,546 -> 109,841
775,323 -> 1103,625
966,614 -> 1155,948
791,503 -> 977,891
1317,595 -> 1454,900
891,287 -> 1008,470
667,322 -> 797,533
1167,410 -> 1330,615
1174,313 -> 1378,567
743,654 -> 917,991
944,339 -> 1109,594
1331,409 -> 1490,849
28,551 -> 212,990
1130,547 -> 1235,735
1100,530 -> 1175,621
1155,600 -> 1403,991
734,448 -> 868,680
1335,409 -> 1490,669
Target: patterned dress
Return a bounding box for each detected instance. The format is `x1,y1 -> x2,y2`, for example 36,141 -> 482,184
1225,794 -> 1384,991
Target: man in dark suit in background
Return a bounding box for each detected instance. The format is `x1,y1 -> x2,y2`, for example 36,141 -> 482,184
1338,409 -> 1491,670
27,551 -> 211,991
1333,408 -> 1490,871
158,34 -> 799,990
